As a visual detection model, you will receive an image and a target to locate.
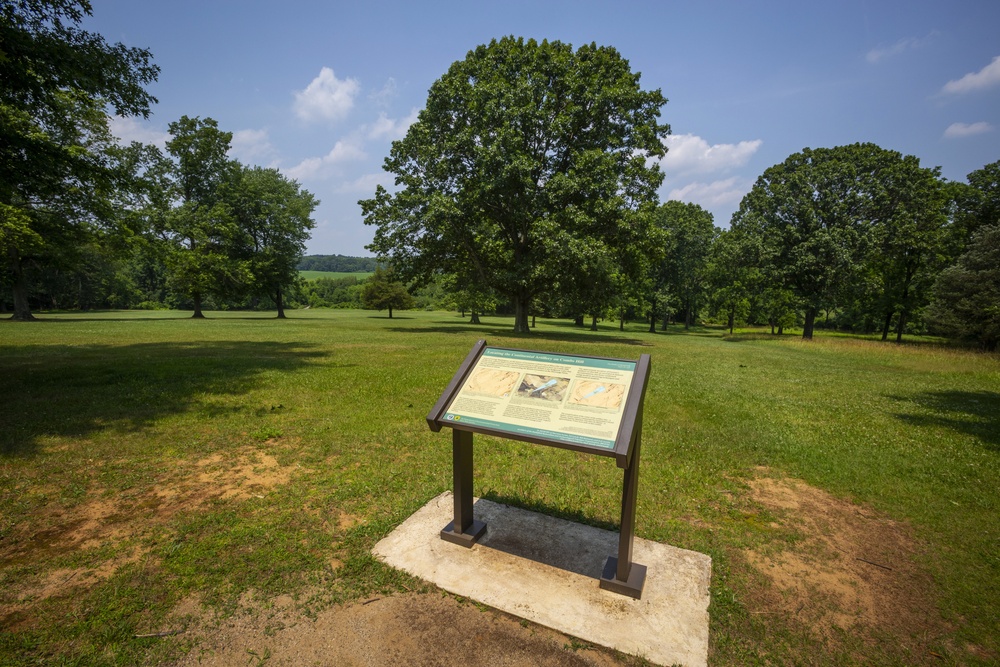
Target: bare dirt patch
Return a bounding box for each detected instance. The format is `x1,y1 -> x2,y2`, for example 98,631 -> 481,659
742,470 -> 949,661
168,591 -> 629,667
0,447 -> 300,624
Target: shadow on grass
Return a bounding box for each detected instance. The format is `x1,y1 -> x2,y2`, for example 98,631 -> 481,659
388,321 -> 650,346
890,390 -> 1000,451
721,332 -> 796,343
0,341 -> 328,458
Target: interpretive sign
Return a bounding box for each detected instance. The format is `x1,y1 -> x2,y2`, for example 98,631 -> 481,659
442,347 -> 637,453
428,340 -> 651,598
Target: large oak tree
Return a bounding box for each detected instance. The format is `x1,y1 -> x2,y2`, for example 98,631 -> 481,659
361,37 -> 669,333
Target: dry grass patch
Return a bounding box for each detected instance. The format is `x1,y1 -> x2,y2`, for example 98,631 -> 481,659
741,469 -> 953,662
0,446 -> 302,632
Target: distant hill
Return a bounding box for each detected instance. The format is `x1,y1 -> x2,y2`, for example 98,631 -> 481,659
297,254 -> 378,273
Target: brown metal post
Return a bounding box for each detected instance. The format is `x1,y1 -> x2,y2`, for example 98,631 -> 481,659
440,428 -> 486,546
600,407 -> 647,598
617,432 -> 640,580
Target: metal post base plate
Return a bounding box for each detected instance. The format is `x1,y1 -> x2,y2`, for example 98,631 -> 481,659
599,556 -> 647,599
440,519 -> 487,547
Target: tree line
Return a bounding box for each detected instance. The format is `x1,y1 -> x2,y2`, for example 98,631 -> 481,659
297,255 -> 378,273
1,2 -> 316,320
4,8 -> 997,348
361,37 -> 999,350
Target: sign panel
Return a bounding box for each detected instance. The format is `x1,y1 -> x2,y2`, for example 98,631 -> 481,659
442,347 -> 637,450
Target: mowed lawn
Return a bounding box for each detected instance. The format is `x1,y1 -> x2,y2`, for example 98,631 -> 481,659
0,309 -> 997,665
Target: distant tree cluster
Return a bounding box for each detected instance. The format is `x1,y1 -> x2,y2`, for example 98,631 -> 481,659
297,254 -> 377,273
0,2 -> 318,319
723,148 -> 999,347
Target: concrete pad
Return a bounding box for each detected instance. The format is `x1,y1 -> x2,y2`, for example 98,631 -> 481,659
373,492 -> 711,667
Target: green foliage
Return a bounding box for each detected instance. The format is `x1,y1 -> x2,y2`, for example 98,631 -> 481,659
360,266 -> 414,317
303,276 -> 365,308
299,270 -> 373,281
297,254 -> 378,273
225,165 -> 318,317
157,116 -> 240,317
731,143 -> 950,340
652,201 -> 717,328
927,224 -> 1000,350
0,0 -> 158,320
362,36 -> 670,333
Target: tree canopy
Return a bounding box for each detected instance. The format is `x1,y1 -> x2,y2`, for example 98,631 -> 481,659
361,266 -> 413,318
226,165 -> 318,318
158,116 -> 241,317
652,201 -> 717,329
731,143 -> 948,340
927,224 -> 1000,351
361,36 -> 669,332
1,0 -> 159,320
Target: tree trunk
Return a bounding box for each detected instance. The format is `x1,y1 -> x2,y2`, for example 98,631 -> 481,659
770,321 -> 775,335
470,310 -> 481,324
778,324 -> 784,335
684,301 -> 692,330
728,307 -> 735,334
388,306 -> 394,318
648,307 -> 656,333
191,291 -> 205,318
662,310 -> 669,331
7,246 -> 35,321
275,288 -> 286,319
881,310 -> 893,341
895,281 -> 912,344
513,295 -> 530,333
802,307 -> 817,340
590,315 -> 598,331
619,305 -> 625,331
574,315 -> 584,327
461,309 -> 465,318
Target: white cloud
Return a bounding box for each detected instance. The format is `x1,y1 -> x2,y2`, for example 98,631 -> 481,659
369,78 -> 398,107
942,55 -> 1000,94
667,177 -> 751,210
285,139 -> 366,181
367,108 -> 420,141
229,128 -> 278,164
109,116 -> 170,148
658,134 -> 762,175
944,121 -> 994,139
294,67 -> 360,122
335,172 -> 394,194
866,33 -> 936,64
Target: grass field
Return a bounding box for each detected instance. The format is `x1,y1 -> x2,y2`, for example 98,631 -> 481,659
1,309 -> 997,665
298,270 -> 373,281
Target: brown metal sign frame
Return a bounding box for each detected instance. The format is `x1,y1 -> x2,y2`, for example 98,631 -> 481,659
427,339 -> 651,598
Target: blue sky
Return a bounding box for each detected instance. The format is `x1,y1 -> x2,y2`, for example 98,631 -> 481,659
87,0 -> 1000,256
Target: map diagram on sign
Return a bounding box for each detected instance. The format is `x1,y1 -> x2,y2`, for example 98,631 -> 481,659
568,381 -> 625,411
462,368 -> 520,398
442,347 -> 638,451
